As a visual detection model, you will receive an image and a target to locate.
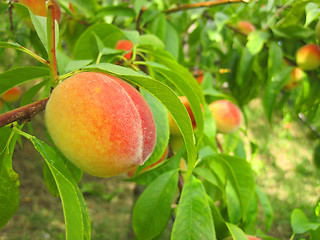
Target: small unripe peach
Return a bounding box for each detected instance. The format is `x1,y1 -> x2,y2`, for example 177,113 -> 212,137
45,72 -> 157,178
209,100 -> 242,134
127,146 -> 169,177
284,67 -> 305,90
1,86 -> 23,102
115,40 -> 134,60
296,44 -> 320,70
168,96 -> 196,135
237,21 -> 256,35
18,0 -> 62,23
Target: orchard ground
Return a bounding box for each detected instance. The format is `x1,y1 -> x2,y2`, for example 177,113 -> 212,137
0,99 -> 319,240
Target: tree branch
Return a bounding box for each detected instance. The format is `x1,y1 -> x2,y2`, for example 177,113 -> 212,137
0,97 -> 49,128
165,0 -> 250,14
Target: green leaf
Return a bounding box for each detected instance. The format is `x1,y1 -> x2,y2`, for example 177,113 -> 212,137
305,3 -> 320,27
0,67 -> 49,95
271,25 -> 314,39
165,21 -> 180,60
262,67 -> 292,123
171,176 -> 216,240
225,223 -> 248,240
133,170 -> 179,240
210,154 -> 255,221
73,23 -> 122,60
145,61 -> 204,143
246,31 -> 270,55
83,63 -> 197,179
14,3 -> 59,52
208,198 -> 229,238
136,90 -> 169,172
0,129 -> 20,229
68,0 -> 97,17
129,147 -> 183,186
96,4 -> 135,18
236,48 -> 255,86
256,186 -> 273,231
291,208 -> 320,234
267,42 -> 283,82
20,80 -> 48,106
138,34 -> 165,49
15,132 -> 91,240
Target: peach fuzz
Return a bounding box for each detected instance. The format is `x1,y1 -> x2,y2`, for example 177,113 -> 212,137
1,86 -> 23,102
284,67 -> 305,90
45,72 -> 156,177
209,100 -> 242,134
296,44 -> 320,71
18,0 -> 62,23
115,40 -> 134,60
168,96 -> 196,136
127,146 -> 169,177
237,21 -> 256,35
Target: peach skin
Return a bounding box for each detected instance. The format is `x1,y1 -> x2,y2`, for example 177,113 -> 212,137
115,40 -> 134,60
296,44 -> 320,71
1,86 -> 23,102
45,72 -> 157,177
209,100 -> 242,134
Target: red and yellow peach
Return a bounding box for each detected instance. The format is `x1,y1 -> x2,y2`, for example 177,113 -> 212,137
127,146 -> 169,177
45,72 -> 157,177
209,100 -> 242,134
18,0 -> 62,23
1,86 -> 23,102
296,44 -> 320,71
284,67 -> 305,90
168,96 -> 196,135
237,21 -> 256,35
115,40 -> 134,60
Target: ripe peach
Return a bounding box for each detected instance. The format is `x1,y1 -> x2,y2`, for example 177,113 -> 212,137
284,67 -> 305,90
127,146 -> 169,177
296,44 -> 320,70
193,70 -> 204,84
237,21 -> 256,35
168,96 -> 196,135
209,100 -> 242,134
18,0 -> 61,23
45,72 -> 157,177
1,86 -> 23,102
115,40 -> 134,60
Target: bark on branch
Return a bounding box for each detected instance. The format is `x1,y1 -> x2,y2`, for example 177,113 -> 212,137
165,0 -> 250,14
0,97 -> 49,128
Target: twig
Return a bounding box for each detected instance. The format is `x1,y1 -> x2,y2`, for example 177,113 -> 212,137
0,97 -> 49,128
46,0 -> 58,87
9,0 -> 14,31
165,0 -> 250,14
215,136 -> 224,153
136,6 -> 146,35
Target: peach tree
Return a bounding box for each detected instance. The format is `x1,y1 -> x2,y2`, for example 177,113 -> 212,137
0,0 -> 320,239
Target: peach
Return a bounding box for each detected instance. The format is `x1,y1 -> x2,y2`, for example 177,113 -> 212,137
18,0 -> 61,23
115,40 -> 134,60
237,21 -> 256,35
284,67 -> 305,90
168,96 -> 196,135
296,44 -> 320,70
193,70 -> 204,84
45,72 -> 157,177
209,100 -> 242,134
127,146 -> 169,177
1,86 -> 23,102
